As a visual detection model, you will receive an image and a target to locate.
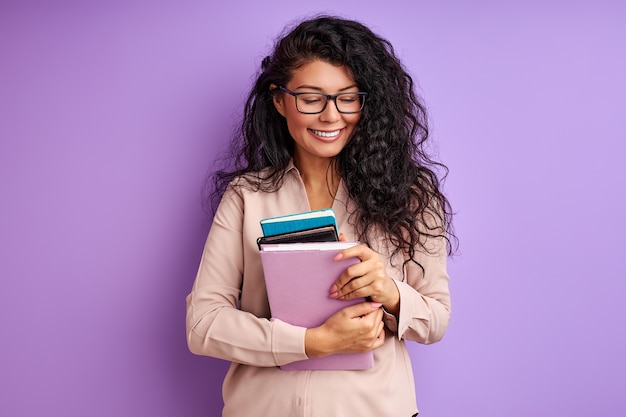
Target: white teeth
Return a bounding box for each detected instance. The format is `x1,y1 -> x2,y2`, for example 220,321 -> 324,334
312,129 -> 340,138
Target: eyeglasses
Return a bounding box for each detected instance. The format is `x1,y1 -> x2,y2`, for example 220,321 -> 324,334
278,86 -> 367,114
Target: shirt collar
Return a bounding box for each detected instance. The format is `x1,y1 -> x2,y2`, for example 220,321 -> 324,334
285,158 -> 297,172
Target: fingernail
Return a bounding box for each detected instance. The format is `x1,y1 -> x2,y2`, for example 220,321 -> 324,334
371,302 -> 382,308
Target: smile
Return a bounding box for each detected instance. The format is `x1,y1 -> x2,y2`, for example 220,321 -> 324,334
310,129 -> 341,138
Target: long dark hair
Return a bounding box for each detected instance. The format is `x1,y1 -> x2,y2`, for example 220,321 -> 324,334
208,15 -> 457,261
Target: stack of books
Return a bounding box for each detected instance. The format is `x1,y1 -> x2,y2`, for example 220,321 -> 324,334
257,208 -> 339,247
257,209 -> 373,371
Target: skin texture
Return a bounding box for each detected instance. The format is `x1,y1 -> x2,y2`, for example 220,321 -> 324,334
272,60 -> 400,358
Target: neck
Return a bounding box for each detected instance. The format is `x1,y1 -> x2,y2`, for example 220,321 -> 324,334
294,156 -> 340,210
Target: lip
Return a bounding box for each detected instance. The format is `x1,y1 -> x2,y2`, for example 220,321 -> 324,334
308,128 -> 344,142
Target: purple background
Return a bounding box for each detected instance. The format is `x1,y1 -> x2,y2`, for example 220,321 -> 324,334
1,1 -> 625,416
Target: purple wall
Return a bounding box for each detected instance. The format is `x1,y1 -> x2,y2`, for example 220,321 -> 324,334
1,1 -> 625,416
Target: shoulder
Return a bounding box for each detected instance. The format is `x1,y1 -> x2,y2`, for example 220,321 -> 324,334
227,161 -> 298,196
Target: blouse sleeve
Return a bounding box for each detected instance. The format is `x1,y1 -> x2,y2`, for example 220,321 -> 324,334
185,187 -> 308,366
382,230 -> 452,345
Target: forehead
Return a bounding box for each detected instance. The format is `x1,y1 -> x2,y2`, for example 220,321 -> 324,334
288,60 -> 356,91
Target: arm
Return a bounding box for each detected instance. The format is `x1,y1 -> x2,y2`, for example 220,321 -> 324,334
185,187 -> 308,366
392,240 -> 451,344
330,234 -> 451,345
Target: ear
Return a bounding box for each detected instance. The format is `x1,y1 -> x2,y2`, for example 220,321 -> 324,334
270,84 -> 286,117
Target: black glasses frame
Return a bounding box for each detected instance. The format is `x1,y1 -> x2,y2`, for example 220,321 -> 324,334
278,86 -> 367,114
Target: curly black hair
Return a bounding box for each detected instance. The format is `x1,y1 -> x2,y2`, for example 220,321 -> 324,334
208,15 -> 457,262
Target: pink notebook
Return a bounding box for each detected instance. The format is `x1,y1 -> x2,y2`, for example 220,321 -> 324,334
259,241 -> 374,371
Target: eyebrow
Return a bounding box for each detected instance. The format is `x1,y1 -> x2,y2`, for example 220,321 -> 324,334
293,84 -> 358,92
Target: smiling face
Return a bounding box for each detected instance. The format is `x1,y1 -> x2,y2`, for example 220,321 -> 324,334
272,60 -> 362,169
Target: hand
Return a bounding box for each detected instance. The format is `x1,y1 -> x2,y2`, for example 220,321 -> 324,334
329,243 -> 400,316
305,301 -> 385,357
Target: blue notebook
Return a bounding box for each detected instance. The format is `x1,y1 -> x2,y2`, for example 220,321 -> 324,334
260,209 -> 338,237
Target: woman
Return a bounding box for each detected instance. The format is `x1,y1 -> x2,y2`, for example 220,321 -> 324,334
186,15 -> 455,417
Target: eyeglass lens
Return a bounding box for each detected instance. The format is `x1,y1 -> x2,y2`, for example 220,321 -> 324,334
296,93 -> 364,114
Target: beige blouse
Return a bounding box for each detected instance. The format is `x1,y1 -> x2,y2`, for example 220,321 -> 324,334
186,161 -> 451,417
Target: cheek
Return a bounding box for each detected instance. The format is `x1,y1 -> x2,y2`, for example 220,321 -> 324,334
346,114 -> 362,130
345,116 -> 361,141
284,111 -> 310,130
284,117 -> 307,140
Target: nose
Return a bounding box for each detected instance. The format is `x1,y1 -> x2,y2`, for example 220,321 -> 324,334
319,97 -> 341,122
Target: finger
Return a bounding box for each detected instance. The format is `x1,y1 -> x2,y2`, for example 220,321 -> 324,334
375,322 -> 385,345
372,318 -> 384,334
329,265 -> 360,296
341,259 -> 379,284
361,305 -> 385,328
338,232 -> 348,242
365,315 -> 385,348
330,278 -> 369,300
334,243 -> 372,262
330,272 -> 356,296
334,260 -> 385,297
331,255 -> 376,294
372,306 -> 384,322
341,301 -> 382,319
334,277 -> 371,300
